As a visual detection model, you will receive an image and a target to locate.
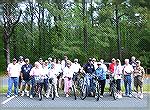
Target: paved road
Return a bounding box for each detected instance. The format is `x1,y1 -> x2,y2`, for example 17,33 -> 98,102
0,93 -> 150,110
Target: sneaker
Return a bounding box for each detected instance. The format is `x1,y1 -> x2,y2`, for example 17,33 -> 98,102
123,94 -> 129,97
139,94 -> 143,99
91,92 -> 94,96
56,93 -> 59,98
118,95 -> 122,99
30,95 -> 33,99
26,91 -> 29,97
129,94 -> 132,98
66,94 -> 69,97
14,95 -> 18,97
21,91 -> 24,97
7,95 -> 10,98
100,95 -> 103,98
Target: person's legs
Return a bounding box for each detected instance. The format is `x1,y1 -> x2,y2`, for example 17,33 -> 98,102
124,76 -> 128,95
7,77 -> 13,97
44,79 -> 48,94
128,75 -> 132,95
30,77 -> 35,98
21,80 -> 26,96
116,79 -> 121,92
100,80 -> 106,96
14,77 -> 19,96
64,78 -> 68,95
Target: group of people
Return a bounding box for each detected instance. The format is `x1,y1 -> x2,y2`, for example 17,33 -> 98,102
6,55 -> 145,99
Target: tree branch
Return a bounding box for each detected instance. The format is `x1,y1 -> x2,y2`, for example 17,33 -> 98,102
9,10 -> 22,37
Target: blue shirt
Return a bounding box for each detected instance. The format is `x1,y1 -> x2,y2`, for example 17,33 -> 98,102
95,67 -> 106,80
21,64 -> 33,81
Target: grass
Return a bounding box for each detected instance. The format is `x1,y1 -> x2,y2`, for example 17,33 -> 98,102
0,84 -> 150,94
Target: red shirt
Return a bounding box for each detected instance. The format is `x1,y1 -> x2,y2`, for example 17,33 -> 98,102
109,63 -> 115,73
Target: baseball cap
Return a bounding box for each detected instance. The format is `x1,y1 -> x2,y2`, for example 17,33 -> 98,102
136,60 -> 141,63
97,62 -> 102,65
13,58 -> 17,61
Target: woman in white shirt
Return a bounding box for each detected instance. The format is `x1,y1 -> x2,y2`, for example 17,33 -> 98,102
113,59 -> 122,98
63,60 -> 74,97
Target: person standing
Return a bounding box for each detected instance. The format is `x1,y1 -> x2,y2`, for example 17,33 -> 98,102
133,60 -> 145,99
20,58 -> 33,97
18,56 -> 25,93
122,59 -> 134,97
95,62 -> 107,97
113,59 -> 122,98
47,63 -> 60,98
6,58 -> 21,97
108,58 -> 116,74
63,61 -> 74,97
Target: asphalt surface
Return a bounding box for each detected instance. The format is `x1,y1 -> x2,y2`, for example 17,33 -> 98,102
0,76 -> 150,110
0,92 -> 150,110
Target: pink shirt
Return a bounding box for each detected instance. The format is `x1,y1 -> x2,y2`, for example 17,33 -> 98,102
29,67 -> 43,76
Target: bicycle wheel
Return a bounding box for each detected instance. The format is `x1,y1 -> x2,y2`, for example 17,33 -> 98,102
80,78 -> 87,100
51,84 -> 55,100
111,83 -> 117,100
72,84 -> 77,100
38,84 -> 42,101
95,80 -> 100,101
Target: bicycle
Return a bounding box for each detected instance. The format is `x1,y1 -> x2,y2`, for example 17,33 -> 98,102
79,73 -> 93,100
94,76 -> 101,101
109,74 -> 117,100
72,72 -> 81,100
32,75 -> 44,101
46,77 -> 55,100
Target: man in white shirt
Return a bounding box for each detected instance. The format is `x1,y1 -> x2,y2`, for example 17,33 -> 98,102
123,59 -> 134,97
6,58 -> 21,97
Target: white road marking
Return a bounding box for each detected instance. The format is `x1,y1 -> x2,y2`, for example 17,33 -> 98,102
1,96 -> 15,105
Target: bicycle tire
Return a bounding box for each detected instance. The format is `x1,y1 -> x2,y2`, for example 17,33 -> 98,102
38,84 -> 42,101
51,84 -> 55,100
95,80 -> 100,101
80,83 -> 87,100
72,84 -> 77,100
111,83 -> 117,100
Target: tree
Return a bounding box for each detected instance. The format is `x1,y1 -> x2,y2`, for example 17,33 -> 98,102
2,1 -> 22,65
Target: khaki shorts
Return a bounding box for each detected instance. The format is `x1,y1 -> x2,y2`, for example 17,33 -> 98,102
134,76 -> 143,88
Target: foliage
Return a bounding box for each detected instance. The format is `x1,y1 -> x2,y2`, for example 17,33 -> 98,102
0,0 -> 150,73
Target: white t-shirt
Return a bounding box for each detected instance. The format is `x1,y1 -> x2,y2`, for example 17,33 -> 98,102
71,63 -> 81,73
48,68 -> 58,79
123,64 -> 134,75
7,63 -> 21,77
63,67 -> 74,78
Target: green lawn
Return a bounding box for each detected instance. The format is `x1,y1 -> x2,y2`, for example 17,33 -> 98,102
0,84 -> 150,94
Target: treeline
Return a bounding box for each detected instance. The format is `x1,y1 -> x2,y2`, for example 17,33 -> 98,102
0,0 -> 150,72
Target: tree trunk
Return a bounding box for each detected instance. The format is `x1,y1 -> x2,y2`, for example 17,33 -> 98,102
82,0 -> 88,54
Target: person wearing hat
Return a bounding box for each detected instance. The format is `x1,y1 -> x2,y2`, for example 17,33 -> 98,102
46,63 -> 60,98
6,58 -> 21,97
133,60 -> 145,99
63,60 -> 74,97
18,56 -> 25,93
83,58 -> 95,96
113,59 -> 122,98
108,58 -> 116,74
20,58 -> 33,97
94,62 -> 107,97
48,57 -> 52,69
92,58 -> 98,70
71,59 -> 81,85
